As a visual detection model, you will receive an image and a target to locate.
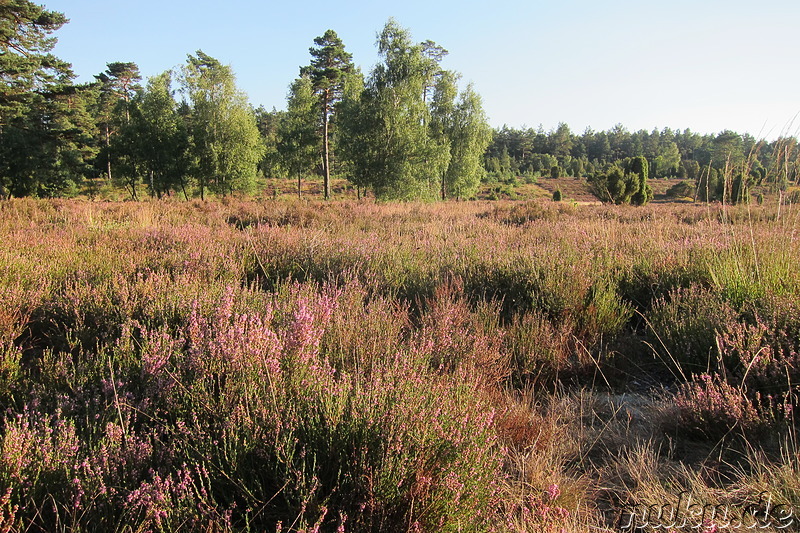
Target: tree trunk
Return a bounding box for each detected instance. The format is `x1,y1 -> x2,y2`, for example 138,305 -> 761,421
322,91 -> 331,200
105,125 -> 112,182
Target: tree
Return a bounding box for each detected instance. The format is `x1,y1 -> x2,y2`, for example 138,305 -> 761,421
93,62 -> 141,183
711,130 -> 745,171
339,19 -> 449,200
0,0 -> 70,122
277,76 -> 318,199
126,71 -> 191,198
550,122 -> 573,160
588,156 -> 652,205
1,82 -> 98,197
254,105 -> 282,181
651,140 -> 681,178
665,181 -> 695,199
628,155 -> 652,205
0,2 -> 99,197
336,68 -> 373,198
429,70 -> 457,198
181,50 -> 264,199
302,30 -> 353,199
438,84 -> 491,199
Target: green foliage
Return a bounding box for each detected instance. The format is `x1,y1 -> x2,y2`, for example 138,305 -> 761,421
301,30 -> 354,199
588,156 -> 652,205
253,105 -> 282,179
439,84 -> 492,200
0,2 -> 99,198
665,180 -> 696,199
0,0 -> 70,121
486,125 -> 797,201
648,285 -> 739,374
277,76 -> 318,198
1,83 -> 98,197
92,62 -> 142,194
339,19 -> 450,200
181,51 -> 264,199
552,188 -> 563,201
129,71 -> 191,198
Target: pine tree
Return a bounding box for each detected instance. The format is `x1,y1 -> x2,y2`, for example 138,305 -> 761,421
302,30 -> 353,199
0,0 -> 70,122
0,1 -> 97,197
93,62 -> 141,184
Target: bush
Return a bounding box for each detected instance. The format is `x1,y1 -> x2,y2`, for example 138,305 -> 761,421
552,188 -> 563,202
588,157 -> 652,205
665,180 -> 695,199
669,373 -> 789,440
647,285 -> 739,375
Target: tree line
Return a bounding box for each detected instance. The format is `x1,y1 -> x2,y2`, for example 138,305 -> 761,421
0,3 -> 490,201
486,123 -> 800,204
2,1 -> 798,203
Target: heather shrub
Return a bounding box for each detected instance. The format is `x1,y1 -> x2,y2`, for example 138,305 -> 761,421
0,409 -> 84,527
116,284 -> 505,531
647,285 -> 739,375
0,275 -> 46,345
2,198 -> 800,531
463,252 -> 589,323
667,373 -> 787,440
413,280 -> 508,386
665,180 -> 696,199
717,294 -> 800,395
321,278 -> 409,374
505,311 -> 571,387
617,255 -> 706,314
494,201 -> 560,225
0,342 -> 20,403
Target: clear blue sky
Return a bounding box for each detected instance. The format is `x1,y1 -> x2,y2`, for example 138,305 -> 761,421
43,0 -> 800,140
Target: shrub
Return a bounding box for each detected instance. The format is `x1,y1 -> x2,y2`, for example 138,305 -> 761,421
504,310 -> 570,387
669,373 -> 789,440
717,295 -> 800,395
665,180 -> 696,199
588,157 -> 652,205
647,285 -> 739,375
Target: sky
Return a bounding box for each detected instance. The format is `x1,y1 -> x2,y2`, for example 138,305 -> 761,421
43,0 -> 800,140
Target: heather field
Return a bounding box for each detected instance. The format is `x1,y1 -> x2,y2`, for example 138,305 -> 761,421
1,198 -> 799,532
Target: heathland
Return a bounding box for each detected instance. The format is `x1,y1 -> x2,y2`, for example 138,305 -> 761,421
0,198 -> 798,531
